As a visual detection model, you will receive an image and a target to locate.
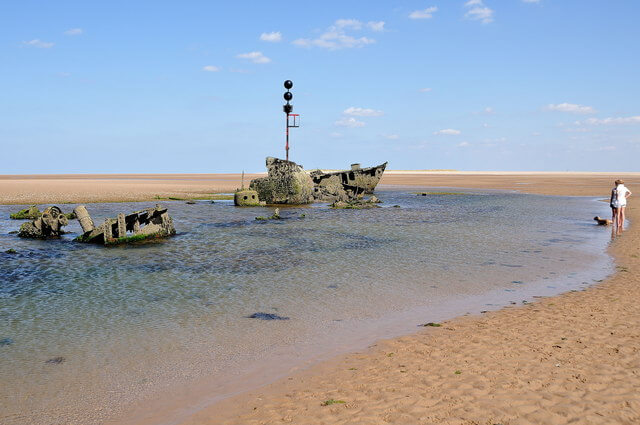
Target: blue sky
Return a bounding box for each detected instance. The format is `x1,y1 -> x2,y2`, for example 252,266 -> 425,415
1,0 -> 639,173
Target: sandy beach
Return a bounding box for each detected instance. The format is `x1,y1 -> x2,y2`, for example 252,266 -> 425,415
2,172 -> 639,425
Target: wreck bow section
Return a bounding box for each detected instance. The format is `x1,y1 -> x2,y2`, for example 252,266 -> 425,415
74,204 -> 176,245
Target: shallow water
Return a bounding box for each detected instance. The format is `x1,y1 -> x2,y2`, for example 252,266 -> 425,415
0,189 -> 613,425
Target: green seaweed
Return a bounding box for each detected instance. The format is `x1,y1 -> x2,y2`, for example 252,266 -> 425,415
421,322 -> 441,327
321,399 -> 346,406
9,206 -> 41,220
454,370 -> 462,375
5,249 -> 17,254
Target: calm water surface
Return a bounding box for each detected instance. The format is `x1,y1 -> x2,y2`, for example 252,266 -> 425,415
0,189 -> 613,425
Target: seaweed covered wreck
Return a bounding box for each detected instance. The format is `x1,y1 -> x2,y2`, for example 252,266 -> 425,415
249,157 -> 386,205
74,204 -> 175,245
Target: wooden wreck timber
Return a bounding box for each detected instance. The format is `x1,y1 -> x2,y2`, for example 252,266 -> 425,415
249,157 -> 387,205
74,204 -> 175,245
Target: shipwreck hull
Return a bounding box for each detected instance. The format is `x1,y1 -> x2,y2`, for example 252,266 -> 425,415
310,162 -> 387,202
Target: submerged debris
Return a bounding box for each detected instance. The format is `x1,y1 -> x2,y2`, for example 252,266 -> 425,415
45,356 -> 66,364
246,312 -> 290,320
18,206 -> 69,239
330,197 -> 382,209
74,204 -> 176,245
255,208 -> 281,221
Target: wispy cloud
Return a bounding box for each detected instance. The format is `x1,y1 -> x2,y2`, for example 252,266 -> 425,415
367,21 -> 385,32
236,51 -> 271,64
64,28 -> 83,36
419,87 -> 433,93
458,141 -> 471,147
22,39 -> 54,48
546,103 -> 596,114
409,6 -> 438,19
343,107 -> 383,117
464,0 -> 494,24
384,134 -> 399,140
260,31 -> 282,42
434,129 -> 461,135
202,65 -> 221,72
293,19 -> 379,50
335,117 -> 365,127
522,0 -> 540,3
579,115 -> 640,125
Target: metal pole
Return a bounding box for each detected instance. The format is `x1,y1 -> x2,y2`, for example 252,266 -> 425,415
286,113 -> 290,161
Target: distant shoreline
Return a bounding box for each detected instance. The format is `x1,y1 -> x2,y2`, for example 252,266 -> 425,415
1,172 -> 638,205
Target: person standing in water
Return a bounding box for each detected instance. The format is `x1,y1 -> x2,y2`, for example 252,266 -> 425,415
611,179 -> 632,229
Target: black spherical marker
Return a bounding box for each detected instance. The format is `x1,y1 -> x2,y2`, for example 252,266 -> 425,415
283,91 -> 293,101
284,80 -> 293,89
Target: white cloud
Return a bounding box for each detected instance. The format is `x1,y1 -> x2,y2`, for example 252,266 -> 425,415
22,39 -> 54,48
419,87 -> 432,93
546,103 -> 596,114
464,0 -> 494,24
580,115 -> 640,125
522,0 -> 540,3
335,19 -> 363,29
335,117 -> 365,127
434,129 -> 461,135
367,21 -> 385,32
343,106 -> 383,117
64,28 -> 83,36
482,123 -> 490,128
330,132 -> 344,138
203,65 -> 221,72
236,51 -> 271,64
409,6 -> 438,19
458,141 -> 471,147
596,145 -> 617,151
260,31 -> 282,42
384,134 -> 399,140
293,18 -> 378,50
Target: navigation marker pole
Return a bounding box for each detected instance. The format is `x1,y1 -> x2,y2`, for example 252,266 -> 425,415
283,80 -> 299,161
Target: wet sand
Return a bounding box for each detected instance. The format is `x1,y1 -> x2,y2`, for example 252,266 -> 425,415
2,172 -> 639,425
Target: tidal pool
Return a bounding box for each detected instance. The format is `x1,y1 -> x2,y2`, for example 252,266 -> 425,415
0,189 -> 613,425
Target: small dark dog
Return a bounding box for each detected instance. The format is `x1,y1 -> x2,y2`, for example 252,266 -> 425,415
594,216 -> 612,226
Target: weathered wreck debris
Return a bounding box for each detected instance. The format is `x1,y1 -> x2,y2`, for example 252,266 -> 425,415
234,188 -> 261,206
10,205 -> 75,220
10,205 -> 41,220
310,162 -> 387,202
74,204 -> 176,245
18,206 -> 69,239
255,208 -> 281,221
250,157 -> 315,205
330,196 -> 382,210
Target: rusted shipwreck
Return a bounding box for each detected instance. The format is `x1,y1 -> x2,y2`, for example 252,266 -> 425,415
249,157 -> 387,205
18,206 -> 69,239
309,162 -> 387,201
74,204 -> 175,245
